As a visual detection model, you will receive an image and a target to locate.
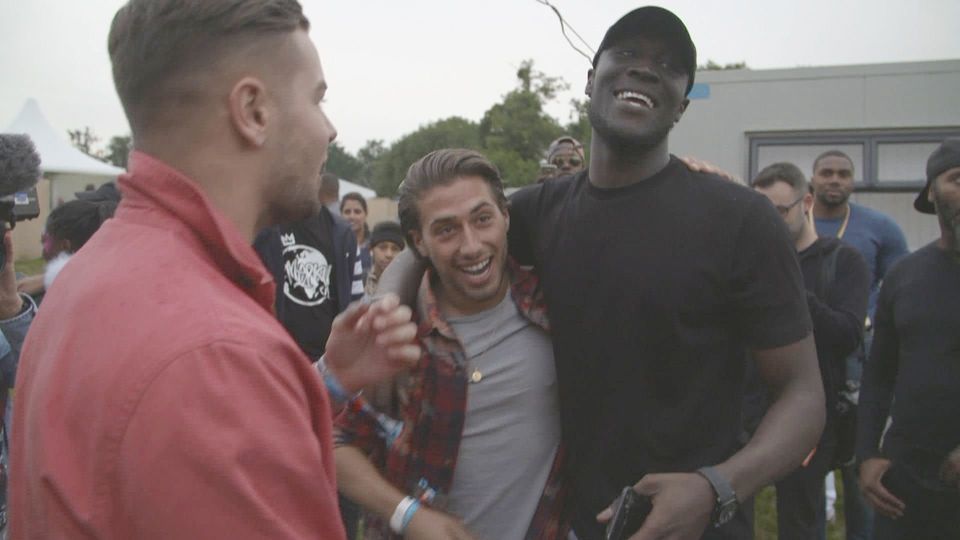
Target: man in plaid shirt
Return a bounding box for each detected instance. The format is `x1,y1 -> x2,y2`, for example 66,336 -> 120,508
335,149 -> 567,540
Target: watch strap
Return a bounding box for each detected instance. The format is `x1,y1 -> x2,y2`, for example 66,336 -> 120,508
696,466 -> 737,526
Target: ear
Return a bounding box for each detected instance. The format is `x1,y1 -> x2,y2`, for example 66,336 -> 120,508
410,229 -> 428,258
928,182 -> 936,204
502,204 -> 510,233
585,68 -> 595,97
60,238 -> 74,255
228,76 -> 270,147
675,98 -> 690,123
802,192 -> 814,214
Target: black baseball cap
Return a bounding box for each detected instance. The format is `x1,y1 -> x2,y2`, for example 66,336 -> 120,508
915,138 -> 960,214
593,6 -> 697,95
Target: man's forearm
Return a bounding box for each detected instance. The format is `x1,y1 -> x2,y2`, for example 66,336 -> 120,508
334,445 -> 408,520
376,249 -> 426,307
717,334 -> 825,500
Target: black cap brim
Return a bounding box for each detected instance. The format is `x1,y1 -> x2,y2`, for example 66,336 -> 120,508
914,180 -> 935,214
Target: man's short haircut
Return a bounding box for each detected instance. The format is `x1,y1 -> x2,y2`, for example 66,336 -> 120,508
108,0 -> 309,132
752,162 -> 809,195
398,149 -> 507,244
319,172 -> 339,199
812,150 -> 854,174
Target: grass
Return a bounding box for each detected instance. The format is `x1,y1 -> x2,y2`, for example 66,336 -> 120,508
754,473 -> 848,539
15,257 -> 45,277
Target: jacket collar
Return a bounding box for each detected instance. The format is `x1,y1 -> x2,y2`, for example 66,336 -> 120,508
116,151 -> 275,310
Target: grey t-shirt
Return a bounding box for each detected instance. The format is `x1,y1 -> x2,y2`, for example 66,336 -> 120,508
445,292 -> 560,540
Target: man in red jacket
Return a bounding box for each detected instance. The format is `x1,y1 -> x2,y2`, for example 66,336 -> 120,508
9,1 -> 419,538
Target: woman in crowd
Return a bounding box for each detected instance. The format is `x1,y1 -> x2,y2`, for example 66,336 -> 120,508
340,192 -> 372,281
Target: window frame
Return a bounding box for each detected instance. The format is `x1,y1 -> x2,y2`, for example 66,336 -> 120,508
748,129 -> 960,192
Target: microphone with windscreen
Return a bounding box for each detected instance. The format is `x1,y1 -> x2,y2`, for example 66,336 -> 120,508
0,134 -> 43,268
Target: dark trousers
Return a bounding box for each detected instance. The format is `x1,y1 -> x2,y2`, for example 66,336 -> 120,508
775,437 -> 835,540
874,464 -> 960,540
339,493 -> 359,539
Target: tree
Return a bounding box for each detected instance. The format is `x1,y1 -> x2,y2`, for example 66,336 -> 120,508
372,117 -> 481,196
478,60 -> 566,186
106,135 -> 132,169
355,139 -> 388,188
564,98 -> 592,160
324,141 -> 363,181
68,127 -> 104,159
698,60 -> 748,71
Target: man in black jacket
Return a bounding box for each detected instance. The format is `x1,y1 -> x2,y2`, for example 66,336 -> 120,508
752,162 -> 870,539
857,139 -> 960,539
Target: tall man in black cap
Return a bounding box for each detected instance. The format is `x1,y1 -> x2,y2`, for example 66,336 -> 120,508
378,6 -> 824,539
856,138 -> 960,539
506,7 -> 824,539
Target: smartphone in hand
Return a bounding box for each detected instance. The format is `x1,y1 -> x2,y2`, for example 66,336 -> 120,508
605,486 -> 653,540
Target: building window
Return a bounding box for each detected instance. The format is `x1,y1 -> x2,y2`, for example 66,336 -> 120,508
748,129 -> 960,191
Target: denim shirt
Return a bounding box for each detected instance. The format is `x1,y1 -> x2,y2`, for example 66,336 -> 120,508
0,293 -> 38,390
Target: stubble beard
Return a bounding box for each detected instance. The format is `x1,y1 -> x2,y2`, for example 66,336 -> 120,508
933,184 -> 960,254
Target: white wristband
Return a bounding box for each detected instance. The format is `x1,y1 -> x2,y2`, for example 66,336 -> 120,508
389,496 -> 416,534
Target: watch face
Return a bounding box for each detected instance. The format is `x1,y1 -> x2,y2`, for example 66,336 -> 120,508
717,500 -> 738,525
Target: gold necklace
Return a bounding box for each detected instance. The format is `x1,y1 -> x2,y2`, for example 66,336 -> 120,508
810,200 -> 852,239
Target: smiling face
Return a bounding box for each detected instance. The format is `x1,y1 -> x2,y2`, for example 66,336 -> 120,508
410,176 -> 510,317
341,199 -> 368,236
586,35 -> 689,150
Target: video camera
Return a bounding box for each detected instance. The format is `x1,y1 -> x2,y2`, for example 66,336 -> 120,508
0,134 -> 43,268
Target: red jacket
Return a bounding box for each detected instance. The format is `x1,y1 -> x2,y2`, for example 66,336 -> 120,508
10,152 -> 345,539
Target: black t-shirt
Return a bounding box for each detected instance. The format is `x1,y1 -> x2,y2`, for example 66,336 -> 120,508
857,243 -> 960,487
255,210 -> 339,360
509,158 -> 812,533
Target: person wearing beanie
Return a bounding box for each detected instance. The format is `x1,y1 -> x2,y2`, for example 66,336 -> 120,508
365,221 -> 405,296
856,138 -> 960,539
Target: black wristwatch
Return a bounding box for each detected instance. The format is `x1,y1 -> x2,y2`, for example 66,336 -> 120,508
696,466 -> 738,527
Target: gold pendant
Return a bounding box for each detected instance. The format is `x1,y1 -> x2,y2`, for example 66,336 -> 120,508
470,369 -> 483,383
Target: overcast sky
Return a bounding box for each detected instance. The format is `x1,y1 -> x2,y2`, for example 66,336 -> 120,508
2,0 -> 958,154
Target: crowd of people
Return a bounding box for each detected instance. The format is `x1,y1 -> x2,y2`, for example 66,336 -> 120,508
0,1 -> 956,539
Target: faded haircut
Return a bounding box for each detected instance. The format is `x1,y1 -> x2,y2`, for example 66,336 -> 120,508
108,0 -> 309,133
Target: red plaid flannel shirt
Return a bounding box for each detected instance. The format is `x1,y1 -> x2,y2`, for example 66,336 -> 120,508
335,259 -> 568,539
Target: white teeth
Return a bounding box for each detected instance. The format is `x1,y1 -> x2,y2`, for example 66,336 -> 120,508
462,259 -> 491,274
616,90 -> 654,108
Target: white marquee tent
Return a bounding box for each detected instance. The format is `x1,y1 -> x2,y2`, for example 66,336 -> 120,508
338,179 -> 376,200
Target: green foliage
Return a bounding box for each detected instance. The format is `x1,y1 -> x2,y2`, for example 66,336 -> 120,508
371,117 -> 482,196
564,98 -> 592,161
338,59 -> 590,195
478,60 -> 569,186
106,135 -> 132,169
325,141 -> 363,180
698,60 -> 748,71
